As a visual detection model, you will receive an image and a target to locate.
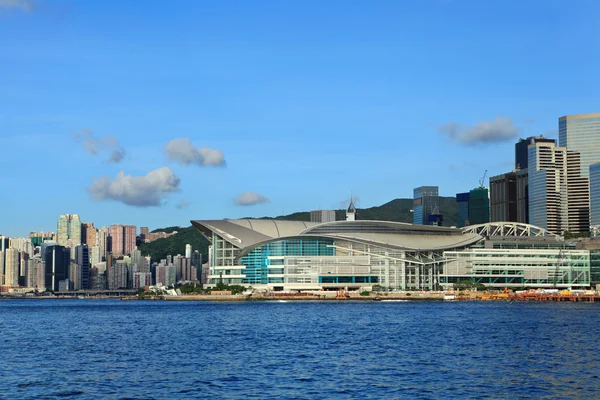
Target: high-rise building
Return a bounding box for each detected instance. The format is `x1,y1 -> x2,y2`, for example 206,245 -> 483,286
515,136 -> 556,170
4,248 -> 19,287
310,210 -> 336,223
468,188 -> 490,225
124,225 -> 136,255
26,257 -> 45,290
559,112 -> 600,177
140,227 -> 149,241
69,261 -> 81,291
109,225 -> 124,256
590,163 -> 600,230
528,141 -> 589,234
75,244 -> 90,290
489,172 -> 517,222
108,262 -> 128,290
516,169 -> 529,223
82,222 -> 97,247
155,264 -> 176,287
44,245 -> 70,291
185,244 -> 192,259
57,214 -> 82,247
133,272 -> 152,288
456,193 -> 470,227
413,186 -> 439,225
109,225 -> 137,256
97,227 -> 108,259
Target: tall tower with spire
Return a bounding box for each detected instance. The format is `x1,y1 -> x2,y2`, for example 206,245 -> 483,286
346,198 -> 356,221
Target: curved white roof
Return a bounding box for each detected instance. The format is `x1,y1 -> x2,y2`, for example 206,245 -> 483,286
192,219 -> 483,254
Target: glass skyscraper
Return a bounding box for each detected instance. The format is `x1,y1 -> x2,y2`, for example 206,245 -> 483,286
559,112 -> 600,177
413,186 -> 439,225
590,162 -> 600,230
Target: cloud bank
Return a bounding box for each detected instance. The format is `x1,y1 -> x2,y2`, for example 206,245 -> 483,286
87,166 -> 181,207
72,129 -> 126,163
165,138 -> 226,167
0,0 -> 34,11
234,192 -> 269,206
438,117 -> 520,145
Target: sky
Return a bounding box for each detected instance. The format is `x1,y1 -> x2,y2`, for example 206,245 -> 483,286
1,0 -> 600,236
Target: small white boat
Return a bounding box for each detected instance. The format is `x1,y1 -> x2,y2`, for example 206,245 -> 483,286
443,295 -> 456,301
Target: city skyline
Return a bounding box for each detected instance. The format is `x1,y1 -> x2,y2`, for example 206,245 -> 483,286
2,1 -> 600,237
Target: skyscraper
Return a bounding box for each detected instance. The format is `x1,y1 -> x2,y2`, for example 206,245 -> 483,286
44,245 -> 70,291
82,222 -> 97,246
559,112 -> 600,177
124,225 -> 137,255
57,214 -> 82,246
515,136 -> 556,170
413,186 -> 439,225
75,244 -> 90,290
185,244 -> 192,259
590,163 -> 600,230
528,141 -> 589,234
489,172 -> 517,222
4,248 -> 19,287
455,192 -> 470,227
468,188 -> 490,225
140,227 -> 149,241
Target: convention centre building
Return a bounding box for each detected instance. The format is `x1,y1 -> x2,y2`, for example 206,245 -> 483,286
192,208 -> 595,291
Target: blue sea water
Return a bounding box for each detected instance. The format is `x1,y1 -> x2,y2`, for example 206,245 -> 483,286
0,300 -> 599,399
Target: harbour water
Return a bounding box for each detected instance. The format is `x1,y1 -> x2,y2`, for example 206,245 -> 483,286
1,300 -> 599,399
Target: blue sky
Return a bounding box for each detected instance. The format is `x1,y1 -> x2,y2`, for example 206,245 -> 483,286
1,0 -> 599,236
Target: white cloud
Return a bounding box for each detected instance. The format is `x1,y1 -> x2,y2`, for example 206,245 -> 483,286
234,192 -> 269,206
87,166 -> 181,207
165,138 -> 226,167
439,117 -> 521,145
71,129 -> 127,163
0,0 -> 34,11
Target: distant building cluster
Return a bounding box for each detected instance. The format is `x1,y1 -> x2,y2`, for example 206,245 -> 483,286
0,217 -> 205,295
411,113 -> 600,237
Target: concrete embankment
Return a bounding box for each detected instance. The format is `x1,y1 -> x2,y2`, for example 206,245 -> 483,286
127,292 -> 446,302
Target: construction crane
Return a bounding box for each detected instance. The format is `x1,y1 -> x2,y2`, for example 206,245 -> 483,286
479,170 -> 488,188
553,249 -> 564,289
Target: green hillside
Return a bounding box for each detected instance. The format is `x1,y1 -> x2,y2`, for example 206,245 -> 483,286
141,196 -> 460,261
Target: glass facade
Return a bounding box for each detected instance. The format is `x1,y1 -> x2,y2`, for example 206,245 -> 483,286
559,113 -> 600,178
441,249 -> 590,288
413,186 -> 439,225
240,239 -> 334,285
468,188 -> 490,225
590,163 -> 600,229
456,192 -> 470,227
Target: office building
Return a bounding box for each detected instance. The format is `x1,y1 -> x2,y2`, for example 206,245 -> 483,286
58,279 -> 71,292
490,172 -> 517,222
57,214 -> 82,247
69,261 -> 81,291
468,188 -> 489,225
75,244 -> 90,290
44,245 -> 70,291
456,192 -> 470,227
4,248 -> 19,287
413,186 -> 439,225
515,136 -> 556,170
185,244 -> 192,259
590,163 -> 600,231
516,169 -> 529,223
310,210 -> 336,223
528,141 -> 589,234
559,112 -> 600,177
